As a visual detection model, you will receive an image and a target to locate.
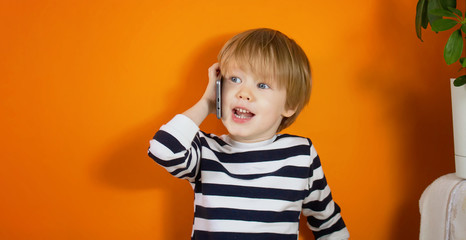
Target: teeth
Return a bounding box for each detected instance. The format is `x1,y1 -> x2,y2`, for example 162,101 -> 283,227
234,108 -> 252,119
236,108 -> 250,113
235,113 -> 247,119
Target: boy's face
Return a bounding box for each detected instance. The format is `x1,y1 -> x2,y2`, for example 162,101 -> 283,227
221,65 -> 296,143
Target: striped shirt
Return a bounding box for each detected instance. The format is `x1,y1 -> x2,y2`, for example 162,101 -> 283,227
148,114 -> 349,240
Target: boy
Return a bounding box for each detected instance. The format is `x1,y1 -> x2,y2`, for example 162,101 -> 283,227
148,28 -> 349,240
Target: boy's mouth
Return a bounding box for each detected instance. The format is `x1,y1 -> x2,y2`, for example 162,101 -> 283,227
233,107 -> 255,119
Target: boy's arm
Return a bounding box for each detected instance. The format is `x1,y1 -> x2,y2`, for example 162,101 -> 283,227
182,63 -> 220,126
147,63 -> 220,181
148,114 -> 201,181
302,145 -> 349,240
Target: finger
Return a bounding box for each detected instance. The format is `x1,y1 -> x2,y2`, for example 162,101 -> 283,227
208,63 -> 219,72
208,63 -> 220,80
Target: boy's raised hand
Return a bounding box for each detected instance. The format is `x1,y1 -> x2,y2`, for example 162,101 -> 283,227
182,63 -> 221,126
202,62 -> 221,114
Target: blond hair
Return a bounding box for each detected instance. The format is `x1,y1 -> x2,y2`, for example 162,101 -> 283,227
218,28 -> 311,132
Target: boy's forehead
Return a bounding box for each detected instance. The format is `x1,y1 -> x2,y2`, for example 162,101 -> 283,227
221,60 -> 275,84
221,61 -> 248,76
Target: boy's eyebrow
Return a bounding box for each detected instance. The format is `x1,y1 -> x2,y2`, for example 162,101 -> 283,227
222,68 -> 242,78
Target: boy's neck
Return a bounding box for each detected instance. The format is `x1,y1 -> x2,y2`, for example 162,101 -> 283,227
225,134 -> 277,148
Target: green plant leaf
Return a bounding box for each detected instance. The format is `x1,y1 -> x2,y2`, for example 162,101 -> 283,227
443,0 -> 456,9
461,24 -> 466,33
427,0 -> 443,27
416,0 -> 429,40
431,19 -> 458,31
448,7 -> 462,17
453,75 -> 466,86
429,8 -> 456,18
460,57 -> 466,67
444,29 -> 463,65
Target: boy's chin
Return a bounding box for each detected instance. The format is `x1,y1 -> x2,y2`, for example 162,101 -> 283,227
225,127 -> 256,142
227,131 -> 275,143
222,119 -> 280,143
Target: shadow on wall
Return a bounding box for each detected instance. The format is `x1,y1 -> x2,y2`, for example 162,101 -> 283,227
359,1 -> 455,239
92,34 -> 231,239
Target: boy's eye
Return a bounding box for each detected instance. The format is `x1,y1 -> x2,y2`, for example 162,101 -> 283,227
230,77 -> 241,83
257,83 -> 270,89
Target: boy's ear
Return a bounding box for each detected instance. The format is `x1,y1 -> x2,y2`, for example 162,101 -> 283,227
282,107 -> 297,118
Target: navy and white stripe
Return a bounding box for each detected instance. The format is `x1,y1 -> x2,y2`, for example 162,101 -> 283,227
148,114 -> 349,240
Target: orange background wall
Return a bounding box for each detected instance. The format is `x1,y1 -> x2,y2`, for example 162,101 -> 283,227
0,0 -> 457,239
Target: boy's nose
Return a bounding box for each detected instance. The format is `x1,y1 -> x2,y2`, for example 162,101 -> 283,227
237,88 -> 252,101
238,94 -> 251,101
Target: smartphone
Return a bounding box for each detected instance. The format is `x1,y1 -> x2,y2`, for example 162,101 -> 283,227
216,78 -> 222,119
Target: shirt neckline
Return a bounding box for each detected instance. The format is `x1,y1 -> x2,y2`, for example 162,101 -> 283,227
222,135 -> 277,149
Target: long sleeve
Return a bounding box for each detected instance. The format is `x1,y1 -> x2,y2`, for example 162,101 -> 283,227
302,144 -> 349,240
148,114 -> 202,182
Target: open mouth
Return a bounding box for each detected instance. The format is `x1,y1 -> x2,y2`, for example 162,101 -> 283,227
233,107 -> 255,119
